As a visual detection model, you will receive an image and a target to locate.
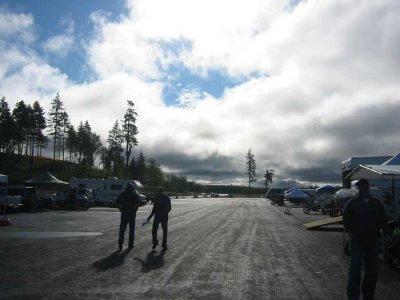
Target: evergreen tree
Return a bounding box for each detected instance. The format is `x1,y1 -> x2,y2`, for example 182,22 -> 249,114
263,169 -> 274,189
66,125 -> 77,162
12,100 -> 30,155
106,120 -> 124,176
122,100 -> 138,176
245,148 -> 257,191
31,101 -> 46,159
136,151 -> 146,182
59,111 -> 70,161
81,121 -> 102,168
129,156 -> 136,178
76,122 -> 85,163
144,158 -> 165,187
0,97 -> 15,153
47,92 -> 65,160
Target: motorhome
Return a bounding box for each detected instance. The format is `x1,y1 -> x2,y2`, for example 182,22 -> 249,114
69,177 -> 145,206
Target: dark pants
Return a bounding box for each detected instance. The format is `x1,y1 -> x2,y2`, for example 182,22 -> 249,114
152,216 -> 168,248
347,238 -> 378,300
119,215 -> 136,246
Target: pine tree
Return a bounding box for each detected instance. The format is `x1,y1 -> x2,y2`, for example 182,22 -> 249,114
59,111 -> 70,161
47,92 -> 65,160
31,101 -> 46,160
0,97 -> 15,153
145,158 -> 165,187
122,100 -> 138,176
245,148 -> 256,191
12,100 -> 30,155
106,120 -> 124,176
66,125 -> 77,162
263,169 -> 274,189
129,156 -> 136,178
136,151 -> 146,182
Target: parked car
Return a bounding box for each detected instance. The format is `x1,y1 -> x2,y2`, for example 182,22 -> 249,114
55,187 -> 95,209
7,186 -> 37,210
266,188 -> 285,205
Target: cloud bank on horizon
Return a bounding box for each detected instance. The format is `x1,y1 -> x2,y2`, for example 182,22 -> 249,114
1,0 -> 400,185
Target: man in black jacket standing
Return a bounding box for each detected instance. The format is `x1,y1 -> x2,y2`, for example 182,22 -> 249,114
343,178 -> 387,300
117,183 -> 145,250
147,187 -> 171,251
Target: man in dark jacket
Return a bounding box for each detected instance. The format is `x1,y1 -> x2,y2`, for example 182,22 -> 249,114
117,183 -> 145,250
147,187 -> 171,251
343,178 -> 387,300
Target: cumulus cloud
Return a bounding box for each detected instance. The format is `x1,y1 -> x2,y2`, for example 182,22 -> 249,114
0,9 -> 35,42
1,0 -> 400,186
42,18 -> 75,56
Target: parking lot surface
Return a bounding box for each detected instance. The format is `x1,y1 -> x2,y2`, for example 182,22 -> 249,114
1,198 -> 399,299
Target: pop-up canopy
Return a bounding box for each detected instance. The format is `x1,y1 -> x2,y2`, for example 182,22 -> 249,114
284,187 -> 309,199
26,172 -> 68,185
316,184 -> 337,194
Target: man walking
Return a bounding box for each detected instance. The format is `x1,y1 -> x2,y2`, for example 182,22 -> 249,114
147,187 -> 171,251
117,183 -> 145,250
343,178 -> 387,300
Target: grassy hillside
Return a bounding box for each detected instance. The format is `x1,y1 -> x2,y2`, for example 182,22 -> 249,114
0,153 -> 110,184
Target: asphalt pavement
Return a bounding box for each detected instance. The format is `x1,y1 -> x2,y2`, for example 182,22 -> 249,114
1,198 -> 399,299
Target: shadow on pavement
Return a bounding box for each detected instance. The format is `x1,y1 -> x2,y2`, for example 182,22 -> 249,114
134,250 -> 166,273
92,249 -> 132,271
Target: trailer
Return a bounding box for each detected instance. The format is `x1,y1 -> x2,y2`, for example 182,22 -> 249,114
69,177 -> 145,206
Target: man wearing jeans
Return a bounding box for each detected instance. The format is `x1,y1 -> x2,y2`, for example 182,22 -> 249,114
343,178 -> 387,300
147,187 -> 171,251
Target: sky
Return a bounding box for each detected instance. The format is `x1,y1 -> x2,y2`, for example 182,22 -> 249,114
1,0 -> 400,186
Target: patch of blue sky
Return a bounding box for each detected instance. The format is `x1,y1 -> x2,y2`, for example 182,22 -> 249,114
3,0 -> 128,83
156,38 -> 265,106
161,64 -> 265,106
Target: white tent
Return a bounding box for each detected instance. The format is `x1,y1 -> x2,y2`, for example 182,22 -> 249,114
285,187 -> 309,199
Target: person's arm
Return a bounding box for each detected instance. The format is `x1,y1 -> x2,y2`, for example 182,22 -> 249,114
133,190 -> 146,206
343,200 -> 353,233
147,204 -> 156,221
167,196 -> 171,213
116,193 -> 123,211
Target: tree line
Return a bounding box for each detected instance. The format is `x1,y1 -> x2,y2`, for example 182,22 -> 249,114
0,94 -> 165,186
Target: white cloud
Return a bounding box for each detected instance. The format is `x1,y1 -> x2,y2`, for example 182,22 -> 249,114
42,18 -> 75,56
2,0 -> 400,185
0,9 -> 35,42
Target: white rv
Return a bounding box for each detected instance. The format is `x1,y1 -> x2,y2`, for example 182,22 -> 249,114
69,177 -> 145,206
